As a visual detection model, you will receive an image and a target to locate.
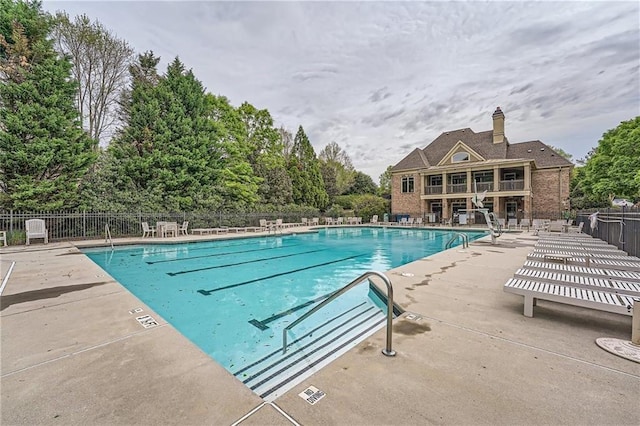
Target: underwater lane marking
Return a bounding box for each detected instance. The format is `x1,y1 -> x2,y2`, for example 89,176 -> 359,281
166,248 -> 327,276
247,290 -> 337,330
197,253 -> 367,296
128,239 -> 266,256
146,243 -> 302,265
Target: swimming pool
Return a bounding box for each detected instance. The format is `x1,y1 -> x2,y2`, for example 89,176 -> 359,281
83,227 -> 485,398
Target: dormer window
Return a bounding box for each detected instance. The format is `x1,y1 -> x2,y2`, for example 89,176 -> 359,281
452,152 -> 470,162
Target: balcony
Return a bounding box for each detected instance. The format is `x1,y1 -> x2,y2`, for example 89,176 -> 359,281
447,183 -> 467,193
425,185 -> 443,195
499,180 -> 524,191
475,182 -> 493,192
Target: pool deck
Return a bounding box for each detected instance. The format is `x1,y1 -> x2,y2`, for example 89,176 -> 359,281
1,228 -> 638,425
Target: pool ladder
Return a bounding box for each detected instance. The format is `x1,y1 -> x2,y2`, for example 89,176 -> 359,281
105,224 -> 114,250
446,232 -> 469,249
282,271 -> 396,357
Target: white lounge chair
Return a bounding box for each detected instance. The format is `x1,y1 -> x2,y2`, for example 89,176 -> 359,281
504,277 -> 635,317
311,217 -> 319,226
370,215 -> 378,224
507,218 -> 518,230
141,222 -> 156,238
0,230 -> 7,247
519,219 -> 531,231
25,219 -> 48,245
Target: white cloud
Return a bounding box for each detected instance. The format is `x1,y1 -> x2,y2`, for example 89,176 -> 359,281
44,0 -> 640,180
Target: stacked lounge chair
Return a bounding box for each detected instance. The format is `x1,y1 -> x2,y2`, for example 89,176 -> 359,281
504,232 -> 640,317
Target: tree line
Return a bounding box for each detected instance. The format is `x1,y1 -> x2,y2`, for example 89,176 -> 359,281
2,1 -> 636,215
0,0 -> 390,217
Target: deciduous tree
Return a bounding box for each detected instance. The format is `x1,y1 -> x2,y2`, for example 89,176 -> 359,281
52,12 -> 133,143
570,117 -> 640,208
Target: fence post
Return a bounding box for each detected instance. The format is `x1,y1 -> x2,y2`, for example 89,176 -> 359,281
83,210 -> 86,238
10,209 -> 13,234
621,206 -> 625,252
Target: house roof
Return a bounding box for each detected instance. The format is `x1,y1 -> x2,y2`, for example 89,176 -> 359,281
506,140 -> 573,168
392,126 -> 573,172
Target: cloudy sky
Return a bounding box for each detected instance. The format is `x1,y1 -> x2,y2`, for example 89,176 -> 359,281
44,1 -> 640,181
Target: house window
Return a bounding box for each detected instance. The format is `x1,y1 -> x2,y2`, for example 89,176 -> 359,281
451,201 -> 466,214
450,173 -> 466,185
473,171 -> 493,182
429,175 -> 442,186
401,176 -> 414,193
452,152 -> 470,162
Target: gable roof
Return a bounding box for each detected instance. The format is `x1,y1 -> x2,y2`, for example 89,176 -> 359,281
436,139 -> 486,166
392,126 -> 573,172
391,148 -> 428,171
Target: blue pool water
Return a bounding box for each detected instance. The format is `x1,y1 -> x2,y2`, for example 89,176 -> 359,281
83,227 -> 485,372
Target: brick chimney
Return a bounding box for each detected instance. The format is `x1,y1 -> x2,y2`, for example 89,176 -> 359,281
492,107 -> 505,144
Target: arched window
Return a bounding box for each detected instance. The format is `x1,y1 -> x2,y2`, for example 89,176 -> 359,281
452,152 -> 470,162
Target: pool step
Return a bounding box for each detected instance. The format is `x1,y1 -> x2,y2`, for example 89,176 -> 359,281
232,300 -> 387,401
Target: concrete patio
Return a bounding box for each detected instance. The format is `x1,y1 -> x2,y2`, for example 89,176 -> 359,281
1,229 -> 638,425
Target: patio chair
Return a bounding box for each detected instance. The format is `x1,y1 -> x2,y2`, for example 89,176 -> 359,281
25,219 -> 48,245
311,217 -> 319,226
519,218 -> 531,231
324,217 -> 334,225
507,218 -> 518,230
141,222 -> 156,238
568,222 -> 584,234
0,230 -> 7,247
548,221 -> 565,233
415,217 -> 423,227
370,215 -> 378,224
179,221 -> 189,236
163,222 -> 179,237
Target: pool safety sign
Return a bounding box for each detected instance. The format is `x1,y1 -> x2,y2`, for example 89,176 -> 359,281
136,314 -> 158,328
299,386 -> 326,405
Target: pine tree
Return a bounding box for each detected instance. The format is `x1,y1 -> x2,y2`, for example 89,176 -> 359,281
288,126 -> 328,208
0,2 -> 97,210
109,55 -> 260,211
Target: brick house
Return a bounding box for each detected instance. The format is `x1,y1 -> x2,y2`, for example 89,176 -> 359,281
391,107 -> 573,223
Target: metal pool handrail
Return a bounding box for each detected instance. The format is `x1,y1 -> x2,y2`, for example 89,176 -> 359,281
446,232 -> 469,249
105,224 -> 113,250
282,271 -> 396,357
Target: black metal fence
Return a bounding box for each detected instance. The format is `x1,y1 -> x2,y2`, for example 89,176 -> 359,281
0,210 -> 319,244
576,207 -> 640,257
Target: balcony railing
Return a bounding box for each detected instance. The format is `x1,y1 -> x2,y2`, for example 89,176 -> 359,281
475,182 -> 493,192
425,185 -> 443,194
499,180 -> 524,191
447,183 -> 467,193
423,180 -> 525,195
